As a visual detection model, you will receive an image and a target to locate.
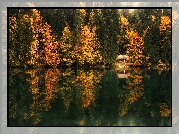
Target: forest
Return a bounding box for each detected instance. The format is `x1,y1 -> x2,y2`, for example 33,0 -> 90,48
8,8 -> 172,126
8,8 -> 171,69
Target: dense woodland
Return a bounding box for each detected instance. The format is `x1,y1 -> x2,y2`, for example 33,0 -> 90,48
8,8 -> 172,126
8,8 -> 171,69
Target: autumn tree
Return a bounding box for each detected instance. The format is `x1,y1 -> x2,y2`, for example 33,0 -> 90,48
74,25 -> 102,66
159,15 -> 171,67
59,24 -> 75,66
138,9 -> 171,68
126,31 -> 144,66
142,14 -> 161,67
23,9 -> 61,67
23,9 -> 44,66
43,23 -> 61,66
119,15 -> 144,66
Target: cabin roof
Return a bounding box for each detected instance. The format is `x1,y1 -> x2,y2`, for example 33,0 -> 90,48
117,55 -> 127,60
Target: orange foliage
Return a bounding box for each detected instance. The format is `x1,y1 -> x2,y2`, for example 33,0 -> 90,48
74,25 -> 102,65
120,15 -> 144,66
80,9 -> 87,21
159,16 -> 171,33
74,70 -> 103,108
23,9 -> 60,66
25,68 -> 61,125
9,16 -> 18,33
159,103 -> 171,117
126,30 -> 144,66
44,69 -> 61,110
23,10 -> 43,65
151,15 -> 156,21
120,15 -> 129,26
43,23 -> 61,66
119,69 -> 144,117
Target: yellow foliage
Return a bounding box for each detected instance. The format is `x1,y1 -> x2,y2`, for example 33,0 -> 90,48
120,15 -> 129,26
60,25 -> 74,66
9,16 -> 18,30
80,9 -> 86,20
126,31 -> 144,66
119,15 -> 145,66
119,69 -> 144,116
74,70 -> 103,108
151,15 -> 156,21
43,23 -> 61,66
23,9 -> 60,66
25,68 -> 61,125
159,16 -> 171,32
159,103 -> 171,117
74,25 -> 102,65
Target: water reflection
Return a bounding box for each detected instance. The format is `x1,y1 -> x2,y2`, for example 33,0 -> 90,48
9,67 -> 171,126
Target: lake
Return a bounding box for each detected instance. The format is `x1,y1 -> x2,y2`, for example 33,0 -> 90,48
8,67 -> 171,126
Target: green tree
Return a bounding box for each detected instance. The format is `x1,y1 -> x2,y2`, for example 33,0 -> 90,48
118,14 -> 130,54
9,10 -> 33,67
96,9 -> 120,65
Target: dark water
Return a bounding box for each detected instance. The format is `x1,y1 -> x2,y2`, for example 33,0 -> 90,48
8,67 -> 171,126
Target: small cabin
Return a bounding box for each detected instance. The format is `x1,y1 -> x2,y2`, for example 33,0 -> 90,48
116,55 -> 127,63
115,55 -> 127,69
115,55 -> 133,68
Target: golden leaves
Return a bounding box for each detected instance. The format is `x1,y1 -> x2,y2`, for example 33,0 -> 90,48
151,15 -> 156,21
159,103 -> 171,117
126,30 -> 144,66
60,25 -> 74,66
25,68 -> 61,125
159,16 -> 171,32
161,16 -> 171,25
24,9 -> 43,65
120,15 -> 129,26
9,16 -> 18,30
74,25 -> 102,65
21,9 -> 61,66
74,70 -> 103,108
80,9 -> 87,20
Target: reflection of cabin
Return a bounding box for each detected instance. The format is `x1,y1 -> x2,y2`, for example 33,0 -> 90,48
118,70 -> 128,78
116,68 -> 131,78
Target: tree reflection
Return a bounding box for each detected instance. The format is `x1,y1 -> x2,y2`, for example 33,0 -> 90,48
58,68 -> 75,111
159,103 -> 171,117
9,67 -> 171,126
119,68 -> 144,117
9,68 -> 32,125
74,69 -> 103,108
25,68 -> 61,125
